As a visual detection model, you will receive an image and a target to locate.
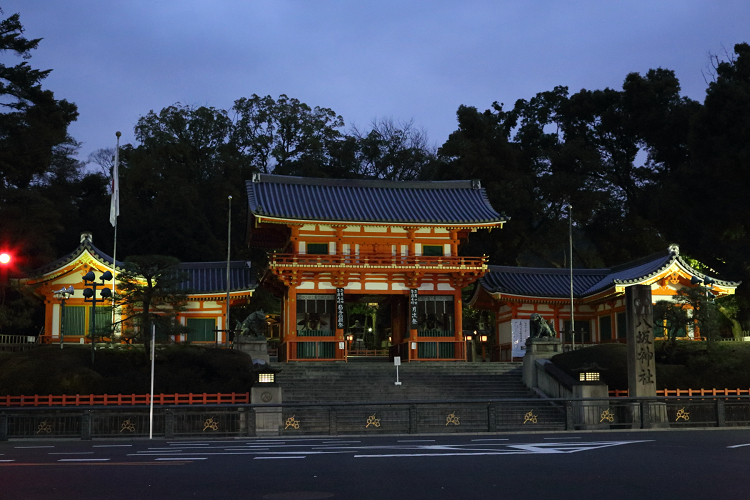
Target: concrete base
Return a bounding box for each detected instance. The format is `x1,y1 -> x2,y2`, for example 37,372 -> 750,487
235,338 -> 270,363
251,385 -> 282,436
573,383 -> 611,430
523,338 -> 562,388
642,401 -> 670,429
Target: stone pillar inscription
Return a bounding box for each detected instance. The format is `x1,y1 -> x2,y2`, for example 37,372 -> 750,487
626,285 -> 656,397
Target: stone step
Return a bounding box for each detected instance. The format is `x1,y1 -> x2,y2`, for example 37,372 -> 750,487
272,361 -> 531,404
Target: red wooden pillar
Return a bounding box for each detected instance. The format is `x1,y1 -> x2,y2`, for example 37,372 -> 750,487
454,289 -> 463,341
286,287 -> 297,361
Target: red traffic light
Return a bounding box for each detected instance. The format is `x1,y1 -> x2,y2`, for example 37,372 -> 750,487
0,252 -> 11,265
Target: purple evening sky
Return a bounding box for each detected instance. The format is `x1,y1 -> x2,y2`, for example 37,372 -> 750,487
3,1 -> 749,161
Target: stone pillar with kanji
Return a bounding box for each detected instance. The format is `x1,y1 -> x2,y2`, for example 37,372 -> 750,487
626,285 -> 657,397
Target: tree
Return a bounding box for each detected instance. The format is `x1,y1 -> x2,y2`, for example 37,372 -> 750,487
0,9 -> 78,190
0,8 -> 87,267
114,255 -> 188,355
231,94 -> 345,176
679,43 -> 750,321
350,118 -> 436,181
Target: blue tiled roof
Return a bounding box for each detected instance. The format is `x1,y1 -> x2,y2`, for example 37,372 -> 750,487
176,261 -> 256,294
481,267 -> 608,298
27,235 -> 256,294
246,174 -> 507,225
480,247 -> 740,299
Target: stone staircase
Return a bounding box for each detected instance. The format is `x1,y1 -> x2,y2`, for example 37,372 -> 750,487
273,361 -> 532,403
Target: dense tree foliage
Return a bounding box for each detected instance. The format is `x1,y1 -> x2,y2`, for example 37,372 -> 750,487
2,6 -> 749,332
0,9 -> 110,334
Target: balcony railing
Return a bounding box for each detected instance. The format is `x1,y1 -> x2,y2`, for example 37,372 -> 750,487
269,253 -> 487,270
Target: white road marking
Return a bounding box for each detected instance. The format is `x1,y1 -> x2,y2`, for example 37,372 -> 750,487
49,452 -> 94,455
224,448 -> 270,452
0,460 -> 15,462
357,452 -> 524,458
398,439 -> 435,442
727,443 -> 750,449
93,444 -> 132,448
58,459 -> 111,462
356,440 -> 652,458
254,456 -> 306,460
14,446 -> 54,449
472,439 -> 509,442
155,457 -> 207,461
544,437 -> 581,440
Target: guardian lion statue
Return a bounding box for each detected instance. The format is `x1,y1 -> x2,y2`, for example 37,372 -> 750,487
529,313 -> 557,338
236,310 -> 267,339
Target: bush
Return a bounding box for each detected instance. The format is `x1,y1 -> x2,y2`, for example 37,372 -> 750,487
550,341 -> 750,390
0,345 -> 256,395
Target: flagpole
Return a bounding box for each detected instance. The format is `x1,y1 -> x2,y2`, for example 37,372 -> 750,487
111,132 -> 121,340
569,204 -> 575,351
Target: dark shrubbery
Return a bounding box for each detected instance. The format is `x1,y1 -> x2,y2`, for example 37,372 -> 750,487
550,341 -> 750,390
0,345 -> 255,396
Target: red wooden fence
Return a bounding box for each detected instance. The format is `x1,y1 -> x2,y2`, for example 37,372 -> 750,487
609,388 -> 750,397
0,392 -> 250,407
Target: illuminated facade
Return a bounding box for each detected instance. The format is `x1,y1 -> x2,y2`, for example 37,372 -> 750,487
470,245 -> 740,360
246,174 -> 507,361
21,233 -> 255,345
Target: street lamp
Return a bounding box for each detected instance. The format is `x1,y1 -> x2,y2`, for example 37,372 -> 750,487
53,286 -> 75,349
83,270 -> 113,363
691,275 -> 716,339
479,334 -> 488,362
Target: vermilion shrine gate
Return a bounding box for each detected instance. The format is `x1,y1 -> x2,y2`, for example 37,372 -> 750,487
246,174 -> 507,361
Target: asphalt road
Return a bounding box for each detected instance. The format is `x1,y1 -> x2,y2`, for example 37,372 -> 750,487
2,429 -> 750,499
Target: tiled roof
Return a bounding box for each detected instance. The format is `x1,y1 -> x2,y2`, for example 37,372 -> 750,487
28,235 -> 126,277
27,234 -> 256,294
246,174 -> 507,225
175,261 -> 256,294
479,246 -> 740,299
481,267 -> 608,298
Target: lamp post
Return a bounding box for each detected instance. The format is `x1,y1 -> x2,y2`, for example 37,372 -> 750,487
83,270 -> 113,364
465,331 -> 474,362
690,276 -> 715,339
479,334 -> 488,362
53,286 -> 75,349
568,204 -> 575,352
225,195 -> 232,349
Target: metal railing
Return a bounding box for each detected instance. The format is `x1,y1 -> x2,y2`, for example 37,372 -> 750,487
0,392 -> 251,407
269,253 -> 487,270
3,396 -> 748,440
0,335 -> 38,352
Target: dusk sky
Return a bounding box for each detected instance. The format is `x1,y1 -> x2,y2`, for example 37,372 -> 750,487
4,1 -> 749,161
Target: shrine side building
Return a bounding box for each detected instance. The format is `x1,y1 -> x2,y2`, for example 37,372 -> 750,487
470,244 -> 740,360
246,174 -> 507,361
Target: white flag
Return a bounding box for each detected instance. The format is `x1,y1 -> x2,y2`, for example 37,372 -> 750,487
109,144 -> 120,227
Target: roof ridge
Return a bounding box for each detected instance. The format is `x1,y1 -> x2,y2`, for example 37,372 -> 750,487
252,173 -> 478,190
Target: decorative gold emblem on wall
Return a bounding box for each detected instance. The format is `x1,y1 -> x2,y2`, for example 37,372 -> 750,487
285,415 -> 300,429
675,408 -> 690,421
523,411 -> 538,424
445,412 -> 460,426
365,415 -> 381,428
36,420 -> 52,434
203,417 -> 219,431
120,418 -> 136,432
600,409 -> 615,423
